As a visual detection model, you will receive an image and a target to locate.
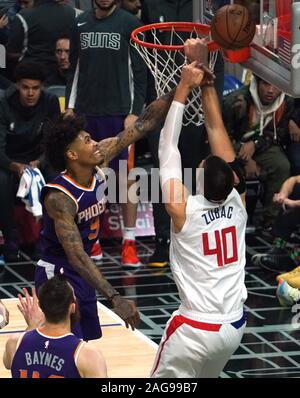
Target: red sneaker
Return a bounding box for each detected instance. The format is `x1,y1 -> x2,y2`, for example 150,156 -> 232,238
121,240 -> 142,267
91,241 -> 103,261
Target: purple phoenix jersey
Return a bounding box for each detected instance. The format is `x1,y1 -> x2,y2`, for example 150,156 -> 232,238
11,329 -> 83,378
35,169 -> 106,341
39,169 -> 106,268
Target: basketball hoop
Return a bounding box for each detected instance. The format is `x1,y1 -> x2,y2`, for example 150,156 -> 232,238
131,22 -> 219,126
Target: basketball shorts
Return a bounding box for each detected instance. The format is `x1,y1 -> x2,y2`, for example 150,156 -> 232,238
151,310 -> 247,378
85,115 -> 128,172
35,260 -> 101,341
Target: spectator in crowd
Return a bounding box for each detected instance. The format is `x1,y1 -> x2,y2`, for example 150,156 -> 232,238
140,0 -> 226,267
4,279 -> 107,378
285,98 -> 300,176
0,61 -> 61,264
65,0 -> 147,267
235,0 -> 260,23
0,0 -> 34,46
252,175 -> 300,273
223,75 -> 294,229
45,36 -> 70,87
59,0 -> 84,16
7,0 -> 76,78
118,0 -> 141,15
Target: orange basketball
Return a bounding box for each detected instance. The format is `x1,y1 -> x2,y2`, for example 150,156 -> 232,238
210,4 -> 256,50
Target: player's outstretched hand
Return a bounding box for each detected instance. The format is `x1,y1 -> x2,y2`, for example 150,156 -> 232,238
0,300 -> 9,329
17,287 -> 45,329
112,296 -> 140,331
184,38 -> 209,65
181,61 -> 205,89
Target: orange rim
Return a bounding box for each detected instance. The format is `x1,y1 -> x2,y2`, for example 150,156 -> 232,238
131,22 -> 219,52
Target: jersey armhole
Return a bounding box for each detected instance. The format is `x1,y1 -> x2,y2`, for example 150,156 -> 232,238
16,332 -> 26,350
44,184 -> 79,213
233,188 -> 248,217
172,196 -> 193,236
74,340 -> 86,367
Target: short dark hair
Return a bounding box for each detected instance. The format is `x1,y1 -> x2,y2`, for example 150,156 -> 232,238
204,156 -> 234,202
43,114 -> 86,171
38,275 -> 75,324
14,61 -> 46,82
56,35 -> 70,42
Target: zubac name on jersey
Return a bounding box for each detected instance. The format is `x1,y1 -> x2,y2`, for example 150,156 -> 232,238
201,205 -> 233,226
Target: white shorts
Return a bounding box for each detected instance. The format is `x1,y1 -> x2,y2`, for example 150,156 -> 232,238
151,310 -> 246,378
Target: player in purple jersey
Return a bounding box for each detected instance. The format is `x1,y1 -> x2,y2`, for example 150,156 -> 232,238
4,276 -> 107,378
34,82 -> 196,341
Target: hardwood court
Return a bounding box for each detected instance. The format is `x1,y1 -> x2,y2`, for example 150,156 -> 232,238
0,299 -> 157,378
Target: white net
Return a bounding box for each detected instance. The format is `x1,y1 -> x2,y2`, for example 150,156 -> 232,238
131,25 -> 218,126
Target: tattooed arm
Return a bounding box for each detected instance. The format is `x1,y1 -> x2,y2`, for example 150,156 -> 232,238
98,89 -> 176,165
44,190 -> 140,330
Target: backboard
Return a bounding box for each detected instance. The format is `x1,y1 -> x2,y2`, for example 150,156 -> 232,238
194,0 -> 300,97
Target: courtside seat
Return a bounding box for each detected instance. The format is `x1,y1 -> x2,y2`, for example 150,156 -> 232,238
45,85 -> 66,112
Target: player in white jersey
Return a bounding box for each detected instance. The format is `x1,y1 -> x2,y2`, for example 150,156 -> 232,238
151,39 -> 247,378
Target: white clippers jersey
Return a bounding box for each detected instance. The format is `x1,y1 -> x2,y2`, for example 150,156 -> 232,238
170,188 -> 248,323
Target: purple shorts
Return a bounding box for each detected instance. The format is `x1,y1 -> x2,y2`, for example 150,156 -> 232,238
35,264 -> 101,341
85,115 -> 128,172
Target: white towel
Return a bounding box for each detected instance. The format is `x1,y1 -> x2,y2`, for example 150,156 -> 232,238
17,167 -> 45,218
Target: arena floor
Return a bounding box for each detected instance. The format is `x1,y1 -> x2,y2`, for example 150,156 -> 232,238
0,231 -> 300,378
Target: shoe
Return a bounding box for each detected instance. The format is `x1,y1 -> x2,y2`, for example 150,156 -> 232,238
276,266 -> 300,289
276,280 -> 300,307
91,241 -> 103,261
251,247 -> 295,273
121,240 -> 142,268
148,238 -> 170,268
3,240 -> 20,263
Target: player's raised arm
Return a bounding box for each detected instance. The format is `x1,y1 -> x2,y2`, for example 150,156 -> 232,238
3,288 -> 44,370
44,190 -> 140,330
185,38 -> 246,200
184,38 -> 235,163
158,62 -> 205,232
98,89 -> 176,165
201,85 -> 236,162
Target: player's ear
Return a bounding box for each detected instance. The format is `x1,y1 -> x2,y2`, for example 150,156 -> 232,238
66,149 -> 78,161
70,302 -> 76,314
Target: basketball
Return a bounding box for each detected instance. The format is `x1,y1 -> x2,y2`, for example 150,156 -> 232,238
210,4 -> 256,50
